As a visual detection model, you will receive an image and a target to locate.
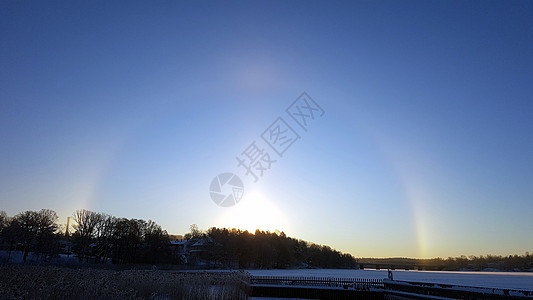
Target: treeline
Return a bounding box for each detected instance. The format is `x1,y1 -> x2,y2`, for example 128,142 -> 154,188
69,209 -> 170,265
420,254 -> 533,271
6,208 -> 528,271
360,254 -> 533,271
0,209 -> 356,269
191,226 -> 357,269
0,209 -> 171,265
0,209 -> 59,263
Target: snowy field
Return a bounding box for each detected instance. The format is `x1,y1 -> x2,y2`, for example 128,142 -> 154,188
247,269 -> 533,291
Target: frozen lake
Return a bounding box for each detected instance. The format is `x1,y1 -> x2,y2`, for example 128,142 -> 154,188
247,269 -> 533,291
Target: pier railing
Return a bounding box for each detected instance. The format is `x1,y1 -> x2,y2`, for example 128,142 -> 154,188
251,275 -> 383,289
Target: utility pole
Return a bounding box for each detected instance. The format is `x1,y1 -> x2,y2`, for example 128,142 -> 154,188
65,217 -> 70,237
65,217 -> 71,257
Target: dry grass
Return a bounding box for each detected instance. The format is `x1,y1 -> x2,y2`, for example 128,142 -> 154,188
0,264 -> 250,299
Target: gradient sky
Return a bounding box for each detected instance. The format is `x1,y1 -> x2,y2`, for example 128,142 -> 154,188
1,1 -> 532,258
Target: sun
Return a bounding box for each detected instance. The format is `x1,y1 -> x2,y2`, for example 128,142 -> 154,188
215,190 -> 289,233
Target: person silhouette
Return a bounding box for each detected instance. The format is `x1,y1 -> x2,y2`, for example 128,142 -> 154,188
387,269 -> 393,280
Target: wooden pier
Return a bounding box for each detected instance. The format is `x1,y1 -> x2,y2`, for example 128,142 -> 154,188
249,275 -> 533,299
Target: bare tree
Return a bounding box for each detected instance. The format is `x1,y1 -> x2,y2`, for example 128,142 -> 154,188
141,220 -> 170,264
0,211 -> 12,260
185,224 -> 204,240
94,214 -> 115,264
9,209 -> 58,262
0,211 -> 8,233
72,209 -> 103,263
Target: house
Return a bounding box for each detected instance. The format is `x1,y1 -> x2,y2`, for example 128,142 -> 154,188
58,239 -> 73,255
188,238 -> 218,266
169,239 -> 189,264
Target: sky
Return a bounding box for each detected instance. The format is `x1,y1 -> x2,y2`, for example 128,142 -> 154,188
1,1 -> 532,259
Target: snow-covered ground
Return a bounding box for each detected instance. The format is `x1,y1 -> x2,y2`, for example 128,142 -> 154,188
246,269 -> 533,291
0,250 -> 79,264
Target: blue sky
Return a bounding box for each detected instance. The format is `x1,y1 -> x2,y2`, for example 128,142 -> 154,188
1,1 -> 532,258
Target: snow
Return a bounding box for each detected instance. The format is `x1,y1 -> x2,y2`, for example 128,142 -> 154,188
246,269 -> 533,291
249,298 -> 308,300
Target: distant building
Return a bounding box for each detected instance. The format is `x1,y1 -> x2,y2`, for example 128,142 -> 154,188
58,239 -> 72,255
169,239 -> 189,264
168,234 -> 184,240
189,238 -> 217,266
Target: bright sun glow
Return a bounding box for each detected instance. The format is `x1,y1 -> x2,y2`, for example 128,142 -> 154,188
215,190 -> 290,233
